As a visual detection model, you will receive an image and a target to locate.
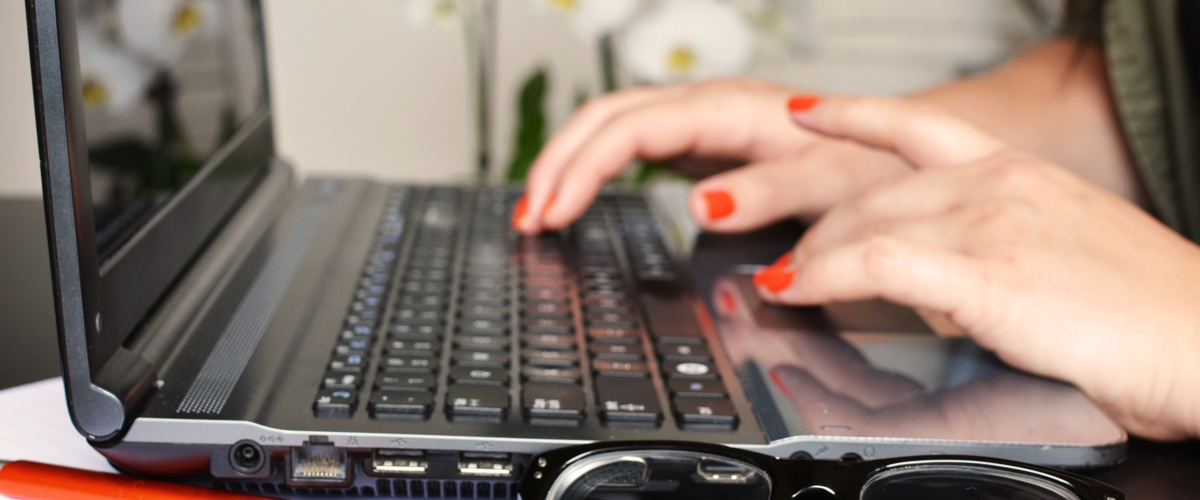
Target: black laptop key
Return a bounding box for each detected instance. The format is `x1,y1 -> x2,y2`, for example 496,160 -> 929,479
457,319 -> 509,336
658,343 -> 712,362
452,350 -> 509,368
590,343 -> 645,361
459,304 -> 509,321
397,293 -> 444,309
322,371 -> 361,390
522,348 -> 579,366
662,361 -> 718,379
454,335 -> 509,351
329,354 -> 366,373
376,373 -> 437,392
380,355 -> 437,373
522,302 -> 572,319
668,378 -> 728,399
522,318 -> 574,334
393,308 -> 444,326
586,327 -> 640,344
521,333 -> 575,350
313,389 -> 357,418
446,385 -> 510,419
334,338 -> 370,355
390,324 -> 441,339
450,366 -> 510,386
522,366 -> 582,384
595,376 -> 661,424
523,383 -> 585,420
369,391 -> 433,419
673,398 -> 738,429
380,340 -> 434,357
593,360 -> 649,377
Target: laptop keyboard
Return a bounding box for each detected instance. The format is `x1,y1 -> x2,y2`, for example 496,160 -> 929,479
314,186 -> 738,431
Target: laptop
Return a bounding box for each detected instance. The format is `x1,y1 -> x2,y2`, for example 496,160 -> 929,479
25,0 -> 1126,495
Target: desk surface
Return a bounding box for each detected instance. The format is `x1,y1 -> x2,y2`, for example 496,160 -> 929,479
0,196 -> 1196,498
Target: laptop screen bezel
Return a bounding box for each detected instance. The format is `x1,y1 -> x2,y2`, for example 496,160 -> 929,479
28,0 -> 274,435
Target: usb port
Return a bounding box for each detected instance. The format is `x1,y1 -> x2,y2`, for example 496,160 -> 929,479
458,452 -> 513,477
371,449 -> 428,475
289,445 -> 350,487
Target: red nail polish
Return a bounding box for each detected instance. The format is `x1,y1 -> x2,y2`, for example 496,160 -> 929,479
770,252 -> 793,269
541,193 -> 557,217
787,94 -> 821,112
754,267 -> 795,292
702,191 -> 735,220
511,196 -> 529,229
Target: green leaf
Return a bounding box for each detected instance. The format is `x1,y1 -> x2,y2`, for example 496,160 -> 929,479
505,68 -> 549,182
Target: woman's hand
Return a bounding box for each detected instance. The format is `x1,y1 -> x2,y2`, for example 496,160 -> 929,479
513,78 -> 912,234
755,95 -> 1200,440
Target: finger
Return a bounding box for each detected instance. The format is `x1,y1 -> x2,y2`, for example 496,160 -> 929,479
793,165 -> 983,258
791,95 -> 1007,170
518,86 -> 677,233
687,140 -> 913,230
543,95 -> 797,229
757,237 -> 987,329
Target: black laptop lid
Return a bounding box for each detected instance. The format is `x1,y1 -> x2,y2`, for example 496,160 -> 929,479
26,0 -> 273,440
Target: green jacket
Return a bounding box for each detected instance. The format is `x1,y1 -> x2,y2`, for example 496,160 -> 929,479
1103,0 -> 1200,239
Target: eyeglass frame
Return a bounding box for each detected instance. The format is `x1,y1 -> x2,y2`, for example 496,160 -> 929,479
517,440 -> 1125,500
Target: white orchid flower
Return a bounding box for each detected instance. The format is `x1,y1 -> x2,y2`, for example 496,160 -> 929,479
115,0 -> 221,67
76,23 -> 153,113
405,0 -> 467,27
619,0 -> 754,84
529,0 -> 641,40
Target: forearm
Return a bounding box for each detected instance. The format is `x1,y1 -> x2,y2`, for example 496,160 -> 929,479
911,39 -> 1147,206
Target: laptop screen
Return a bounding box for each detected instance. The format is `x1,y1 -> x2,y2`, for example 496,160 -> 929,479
74,0 -> 267,260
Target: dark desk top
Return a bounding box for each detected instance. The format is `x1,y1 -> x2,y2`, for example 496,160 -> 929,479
0,197 -> 1196,498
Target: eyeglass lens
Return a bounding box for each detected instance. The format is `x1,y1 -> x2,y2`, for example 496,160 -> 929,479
545,450 -> 771,500
861,463 -> 1082,500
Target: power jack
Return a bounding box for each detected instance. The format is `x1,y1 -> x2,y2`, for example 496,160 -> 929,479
229,440 -> 267,475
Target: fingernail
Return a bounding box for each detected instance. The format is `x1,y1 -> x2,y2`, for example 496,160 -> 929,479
511,195 -> 529,230
770,252 -> 793,269
541,193 -> 557,217
702,190 -> 735,220
754,267 -> 795,292
787,94 -> 821,112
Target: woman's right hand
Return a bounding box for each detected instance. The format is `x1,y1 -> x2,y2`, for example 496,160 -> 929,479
512,78 -> 914,234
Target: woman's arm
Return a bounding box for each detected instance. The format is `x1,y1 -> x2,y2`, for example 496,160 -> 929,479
913,39 -> 1147,206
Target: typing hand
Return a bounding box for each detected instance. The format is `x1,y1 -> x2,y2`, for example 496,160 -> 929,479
512,78 -> 911,234
754,95 -> 1200,440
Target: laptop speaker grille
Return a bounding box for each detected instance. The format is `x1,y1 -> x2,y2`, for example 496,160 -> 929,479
177,184 -> 336,414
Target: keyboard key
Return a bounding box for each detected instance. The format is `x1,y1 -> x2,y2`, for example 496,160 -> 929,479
385,339 -> 438,357
523,383 -> 585,420
452,350 -> 510,368
459,304 -> 509,321
380,356 -> 438,373
522,318 -> 574,334
667,378 -> 727,399
446,385 -> 510,419
454,335 -> 510,351
521,348 -> 579,366
370,391 -> 433,419
586,327 -> 640,344
334,338 -> 370,355
595,376 -> 661,424
390,323 -> 441,338
658,343 -> 712,362
673,398 -> 738,429
522,366 -> 582,384
590,343 -> 644,361
662,361 -> 718,379
376,373 -> 437,392
522,302 -> 572,319
593,360 -> 649,377
450,366 -> 510,386
457,319 -> 509,336
329,354 -> 366,373
521,333 -> 576,350
314,389 -> 357,418
322,372 -> 361,390
393,308 -> 444,326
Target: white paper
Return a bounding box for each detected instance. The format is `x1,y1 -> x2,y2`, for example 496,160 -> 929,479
0,377 -> 117,499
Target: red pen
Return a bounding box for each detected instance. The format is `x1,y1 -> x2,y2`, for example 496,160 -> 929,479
0,460 -> 276,500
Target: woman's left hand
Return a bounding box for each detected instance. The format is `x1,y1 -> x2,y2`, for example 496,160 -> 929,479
755,95 -> 1200,440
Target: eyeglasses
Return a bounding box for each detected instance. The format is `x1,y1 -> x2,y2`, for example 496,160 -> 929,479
517,441 -> 1123,500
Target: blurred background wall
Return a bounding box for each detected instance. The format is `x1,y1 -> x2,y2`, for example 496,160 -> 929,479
0,0 -> 1062,196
